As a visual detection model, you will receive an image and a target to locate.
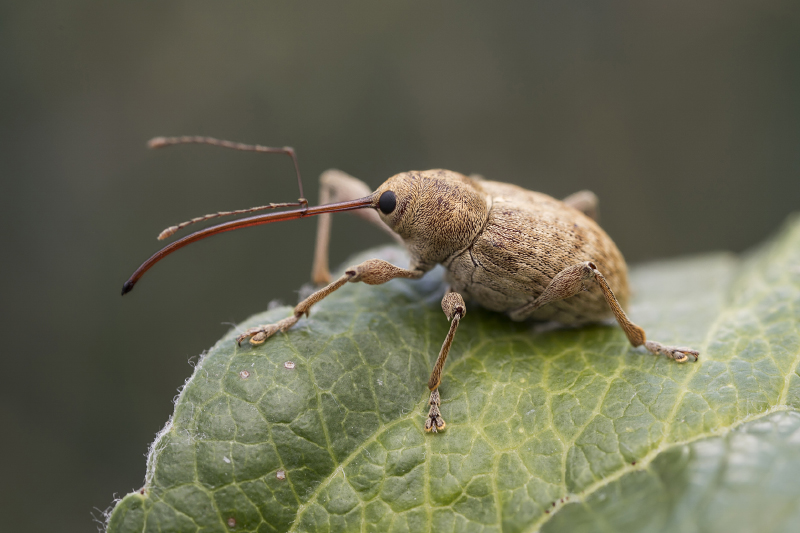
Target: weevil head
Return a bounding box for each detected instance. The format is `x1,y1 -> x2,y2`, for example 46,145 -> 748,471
373,170 -> 490,265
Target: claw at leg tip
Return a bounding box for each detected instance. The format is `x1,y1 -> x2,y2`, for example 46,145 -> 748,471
425,417 -> 446,433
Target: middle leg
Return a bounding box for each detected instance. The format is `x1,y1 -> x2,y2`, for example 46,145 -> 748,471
425,291 -> 466,433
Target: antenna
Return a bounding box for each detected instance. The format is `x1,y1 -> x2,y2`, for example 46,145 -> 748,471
149,136 -> 305,198
147,136 -> 310,239
156,201 -> 306,240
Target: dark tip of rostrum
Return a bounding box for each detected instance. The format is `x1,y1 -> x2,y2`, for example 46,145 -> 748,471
121,280 -> 135,295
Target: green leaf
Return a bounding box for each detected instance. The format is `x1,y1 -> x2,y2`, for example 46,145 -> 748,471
107,215 -> 800,533
542,410 -> 800,533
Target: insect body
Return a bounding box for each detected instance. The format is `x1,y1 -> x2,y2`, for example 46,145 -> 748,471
123,137 -> 699,433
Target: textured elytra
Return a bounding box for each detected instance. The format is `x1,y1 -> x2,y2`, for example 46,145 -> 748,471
108,216 -> 800,533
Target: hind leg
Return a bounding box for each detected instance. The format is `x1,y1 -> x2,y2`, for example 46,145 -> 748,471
510,261 -> 699,362
563,190 -> 599,221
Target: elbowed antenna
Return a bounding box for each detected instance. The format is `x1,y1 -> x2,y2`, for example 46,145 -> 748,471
121,194 -> 377,295
148,136 -> 307,200
147,136 -> 313,240
157,200 -> 307,240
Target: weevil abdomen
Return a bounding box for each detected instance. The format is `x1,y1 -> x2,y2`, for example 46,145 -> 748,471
443,178 -> 630,324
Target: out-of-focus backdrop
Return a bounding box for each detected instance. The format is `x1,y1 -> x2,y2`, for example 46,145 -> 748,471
1,1 -> 798,531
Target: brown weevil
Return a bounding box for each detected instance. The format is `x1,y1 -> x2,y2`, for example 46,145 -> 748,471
123,137 -> 699,433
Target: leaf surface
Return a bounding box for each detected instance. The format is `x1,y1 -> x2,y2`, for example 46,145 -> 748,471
107,216 -> 800,533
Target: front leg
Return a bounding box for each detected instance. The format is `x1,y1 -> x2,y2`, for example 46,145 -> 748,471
311,170 -> 402,285
425,291 -> 466,433
237,259 -> 425,345
510,262 -> 699,363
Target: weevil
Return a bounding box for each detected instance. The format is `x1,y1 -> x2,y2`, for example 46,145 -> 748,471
123,136 -> 699,433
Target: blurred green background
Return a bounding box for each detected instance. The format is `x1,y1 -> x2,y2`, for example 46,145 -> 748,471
1,1 -> 798,531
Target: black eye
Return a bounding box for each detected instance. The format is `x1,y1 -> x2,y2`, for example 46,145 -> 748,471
378,190 -> 397,214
